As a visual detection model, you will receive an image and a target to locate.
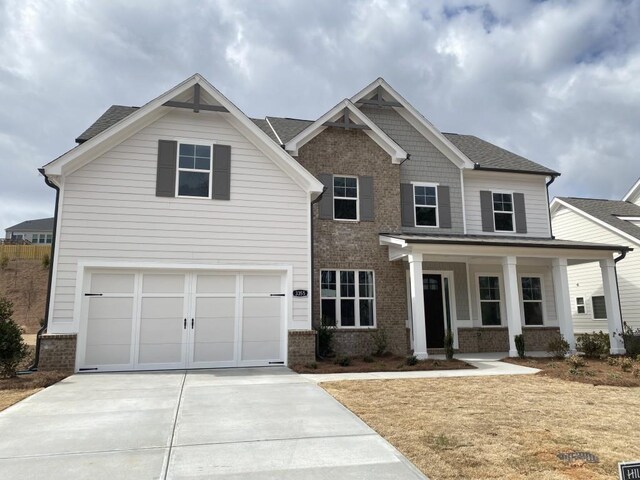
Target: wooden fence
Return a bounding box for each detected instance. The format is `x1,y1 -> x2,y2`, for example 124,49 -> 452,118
0,244 -> 52,260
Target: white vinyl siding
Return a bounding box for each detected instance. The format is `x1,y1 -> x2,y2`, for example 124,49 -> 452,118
552,206 -> 640,333
464,170 -> 551,237
49,109 -> 311,333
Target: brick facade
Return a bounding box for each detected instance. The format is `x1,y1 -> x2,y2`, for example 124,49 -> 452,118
457,327 -> 561,353
287,330 -> 316,366
38,334 -> 77,372
297,128 -> 409,356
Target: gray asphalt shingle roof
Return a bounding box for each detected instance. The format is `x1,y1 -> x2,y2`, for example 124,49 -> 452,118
5,217 -> 55,233
264,117 -> 313,144
75,105 -> 139,143
557,197 -> 640,242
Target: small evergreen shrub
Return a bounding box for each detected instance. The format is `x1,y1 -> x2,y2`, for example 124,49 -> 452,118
607,356 -> 619,367
335,355 -> 351,367
370,327 -> 388,356
619,357 -> 633,372
618,323 -> 640,357
566,354 -> 585,368
444,331 -> 454,360
0,254 -> 8,270
362,355 -> 374,363
315,323 -> 335,358
514,334 -> 525,359
547,334 -> 570,359
41,253 -> 50,269
576,331 -> 610,358
405,355 -> 418,366
0,298 -> 29,378
304,361 -> 317,370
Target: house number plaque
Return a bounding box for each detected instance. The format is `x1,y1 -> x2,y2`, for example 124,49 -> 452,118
293,289 -> 308,298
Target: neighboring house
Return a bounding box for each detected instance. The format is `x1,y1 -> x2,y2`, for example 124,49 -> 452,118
38,74 -> 629,373
551,180 -> 640,334
5,217 -> 54,244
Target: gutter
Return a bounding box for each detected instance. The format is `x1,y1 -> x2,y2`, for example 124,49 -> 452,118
30,168 -> 60,371
546,175 -> 556,238
614,250 -> 627,335
472,163 -> 561,177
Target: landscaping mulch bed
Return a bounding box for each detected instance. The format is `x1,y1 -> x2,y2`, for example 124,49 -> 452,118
504,356 -> 640,387
292,354 -> 474,374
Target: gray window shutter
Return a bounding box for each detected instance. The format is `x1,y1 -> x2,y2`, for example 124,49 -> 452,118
401,183 -> 414,227
437,185 -> 451,229
317,173 -> 333,219
156,140 -> 177,197
212,145 -> 231,200
480,190 -> 494,232
513,192 -> 528,233
359,176 -> 374,222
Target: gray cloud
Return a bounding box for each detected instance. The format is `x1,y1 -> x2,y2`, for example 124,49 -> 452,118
1,0 -> 639,231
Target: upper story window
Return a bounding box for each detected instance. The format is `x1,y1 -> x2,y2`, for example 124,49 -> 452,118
177,143 -> 212,198
414,184 -> 438,227
493,193 -> 514,232
333,176 -> 358,220
32,234 -> 52,244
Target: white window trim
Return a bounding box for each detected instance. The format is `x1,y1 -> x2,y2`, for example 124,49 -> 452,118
332,175 -> 359,222
575,296 -> 587,315
591,295 -> 607,320
518,274 -> 546,327
319,269 -> 376,328
175,141 -> 214,199
413,182 -> 439,228
492,190 -> 515,233
475,273 -> 505,327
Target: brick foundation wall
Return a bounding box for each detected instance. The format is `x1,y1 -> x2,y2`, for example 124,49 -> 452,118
297,128 -> 408,356
38,334 -> 77,372
457,327 -> 561,353
287,330 -> 316,366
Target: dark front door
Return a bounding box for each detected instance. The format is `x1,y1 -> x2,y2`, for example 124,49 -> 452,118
423,274 -> 445,348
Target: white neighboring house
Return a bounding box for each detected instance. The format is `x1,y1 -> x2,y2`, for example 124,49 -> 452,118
5,217 -> 54,244
39,74 -> 323,372
550,178 -> 640,334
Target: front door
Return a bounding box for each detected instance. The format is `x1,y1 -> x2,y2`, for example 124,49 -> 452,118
423,274 -> 445,348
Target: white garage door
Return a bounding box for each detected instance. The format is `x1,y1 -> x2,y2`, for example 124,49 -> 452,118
79,270 -> 286,372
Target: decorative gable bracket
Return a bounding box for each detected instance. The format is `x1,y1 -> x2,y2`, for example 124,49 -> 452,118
323,108 -> 370,130
355,86 -> 402,108
163,84 -> 229,113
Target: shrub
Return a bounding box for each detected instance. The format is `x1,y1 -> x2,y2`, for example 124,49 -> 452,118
41,253 -> 50,269
633,367 -> 640,378
618,323 -> 640,357
566,354 -> 585,368
370,327 -> 388,356
0,298 -> 29,378
405,355 -> 418,366
576,331 -> 610,358
362,355 -> 374,363
607,356 -> 619,367
335,355 -> 351,367
0,254 -> 8,270
444,331 -> 454,360
315,323 -> 335,358
304,361 -> 317,370
514,334 -> 525,359
620,357 -> 633,372
547,334 -> 571,359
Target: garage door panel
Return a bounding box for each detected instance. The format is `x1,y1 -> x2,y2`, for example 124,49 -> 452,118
85,344 -> 131,366
140,297 -> 184,319
191,297 -> 235,364
243,275 -> 281,294
90,273 -> 135,294
142,274 -> 185,294
193,342 -> 234,363
138,297 -> 185,366
241,297 -> 281,361
88,297 -> 134,319
242,341 -> 281,361
138,343 -> 183,365
196,275 -> 236,294
84,297 -> 134,367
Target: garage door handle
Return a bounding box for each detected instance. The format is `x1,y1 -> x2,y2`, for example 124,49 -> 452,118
84,293 -> 103,297
270,293 -> 285,297
183,318 -> 186,329
191,318 -> 194,329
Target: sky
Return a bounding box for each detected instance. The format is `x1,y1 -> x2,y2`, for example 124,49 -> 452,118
1,0 -> 639,232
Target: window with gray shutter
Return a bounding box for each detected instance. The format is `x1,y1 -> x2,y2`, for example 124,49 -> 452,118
513,192 -> 527,233
156,140 -> 177,197
437,185 -> 451,229
400,183 -> 414,227
359,176 -> 374,222
317,173 -> 333,219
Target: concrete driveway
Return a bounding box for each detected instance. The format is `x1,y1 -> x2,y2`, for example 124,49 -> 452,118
0,368 -> 425,479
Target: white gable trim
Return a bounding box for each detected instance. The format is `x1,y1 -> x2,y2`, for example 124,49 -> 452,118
622,177 -> 640,203
44,74 -> 324,197
350,78 -> 475,170
550,198 -> 640,248
284,100 -> 408,163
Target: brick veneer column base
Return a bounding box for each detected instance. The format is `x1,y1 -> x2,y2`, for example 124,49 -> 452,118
457,327 -> 560,353
288,330 -> 316,366
38,334 -> 77,372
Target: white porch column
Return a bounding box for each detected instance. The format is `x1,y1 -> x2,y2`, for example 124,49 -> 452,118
502,256 -> 522,357
408,252 -> 428,359
600,258 -> 626,355
551,258 -> 576,352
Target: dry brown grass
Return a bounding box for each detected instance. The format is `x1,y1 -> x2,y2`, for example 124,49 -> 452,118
323,376 -> 640,480
0,388 -> 42,412
291,355 -> 472,374
0,258 -> 49,333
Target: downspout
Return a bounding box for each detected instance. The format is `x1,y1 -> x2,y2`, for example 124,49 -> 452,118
30,168 -> 60,371
310,187 -> 326,356
546,175 -> 556,239
614,249 -> 628,335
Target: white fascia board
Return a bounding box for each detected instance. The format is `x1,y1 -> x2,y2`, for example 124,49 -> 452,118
285,100 -> 408,163
350,78 -> 475,170
552,198 -> 640,248
622,177 -> 640,203
379,235 -> 408,247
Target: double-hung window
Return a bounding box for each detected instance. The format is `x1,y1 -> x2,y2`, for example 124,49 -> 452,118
333,176 -> 358,220
177,143 -> 212,198
320,270 -> 375,327
521,277 -> 543,325
479,276 -> 501,326
493,193 -> 514,232
591,296 -> 607,319
414,184 -> 438,227
576,297 -> 586,314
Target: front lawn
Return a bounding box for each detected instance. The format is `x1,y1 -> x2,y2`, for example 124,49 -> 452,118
291,354 -> 473,374
323,376 -> 640,480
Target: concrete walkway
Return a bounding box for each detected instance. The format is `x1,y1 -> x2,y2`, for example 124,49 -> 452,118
301,352 -> 541,383
0,368 -> 426,479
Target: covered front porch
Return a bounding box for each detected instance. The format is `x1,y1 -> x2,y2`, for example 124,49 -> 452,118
380,234 -> 631,358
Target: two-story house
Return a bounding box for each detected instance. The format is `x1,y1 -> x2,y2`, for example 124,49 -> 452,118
37,74 -> 629,372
